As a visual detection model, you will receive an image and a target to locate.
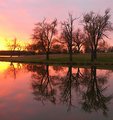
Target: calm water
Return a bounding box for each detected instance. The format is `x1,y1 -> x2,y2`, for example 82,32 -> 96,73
0,62 -> 113,120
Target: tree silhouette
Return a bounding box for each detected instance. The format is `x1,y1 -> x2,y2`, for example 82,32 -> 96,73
26,63 -> 112,114
82,9 -> 113,61
61,13 -> 77,61
32,18 -> 57,60
4,62 -> 22,80
81,66 -> 112,115
28,64 -> 57,104
73,29 -> 85,53
97,40 -> 109,52
60,65 -> 84,111
7,38 -> 22,57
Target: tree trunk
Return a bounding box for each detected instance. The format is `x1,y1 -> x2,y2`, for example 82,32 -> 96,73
46,64 -> 49,76
69,51 -> 72,62
77,46 -> 80,53
46,51 -> 49,60
91,66 -> 96,78
46,47 -> 50,60
69,46 -> 73,62
91,50 -> 94,62
93,49 -> 97,60
68,65 -> 72,111
91,49 -> 97,62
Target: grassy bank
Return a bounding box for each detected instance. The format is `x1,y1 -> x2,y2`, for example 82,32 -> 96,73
0,53 -> 113,69
0,53 -> 113,64
0,53 -> 113,63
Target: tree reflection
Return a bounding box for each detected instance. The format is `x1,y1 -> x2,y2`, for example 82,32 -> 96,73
81,66 -> 112,115
9,62 -> 16,79
28,64 -> 57,104
28,64 -> 112,115
5,62 -> 22,79
60,65 -> 84,111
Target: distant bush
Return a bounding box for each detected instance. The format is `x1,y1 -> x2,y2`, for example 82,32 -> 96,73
0,50 -> 36,56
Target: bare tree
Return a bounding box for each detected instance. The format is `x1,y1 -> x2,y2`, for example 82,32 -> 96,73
61,13 -> 76,61
26,43 -> 40,52
7,37 -> 22,57
7,38 -> 20,51
82,9 -> 113,61
83,36 -> 92,53
73,29 -> 85,53
32,18 -> 57,60
98,40 -> 109,53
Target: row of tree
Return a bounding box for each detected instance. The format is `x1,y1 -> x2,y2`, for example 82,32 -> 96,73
4,62 -> 112,114
25,64 -> 112,114
26,9 -> 113,61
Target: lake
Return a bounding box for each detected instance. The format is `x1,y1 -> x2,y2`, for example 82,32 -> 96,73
0,62 -> 113,120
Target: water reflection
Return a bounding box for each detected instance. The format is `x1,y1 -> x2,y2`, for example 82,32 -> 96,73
81,66 -> 112,116
26,64 -> 113,116
26,64 -> 57,104
0,62 -> 113,119
5,62 -> 22,79
60,65 -> 82,111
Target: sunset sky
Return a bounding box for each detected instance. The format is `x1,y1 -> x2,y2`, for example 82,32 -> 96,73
0,0 -> 113,49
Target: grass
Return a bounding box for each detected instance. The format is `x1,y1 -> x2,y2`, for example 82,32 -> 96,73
50,54 -> 90,62
0,53 -> 113,67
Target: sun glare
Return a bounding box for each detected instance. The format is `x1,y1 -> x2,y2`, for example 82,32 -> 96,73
0,37 -> 29,51
0,62 -> 9,72
0,39 -> 7,50
0,62 -> 23,72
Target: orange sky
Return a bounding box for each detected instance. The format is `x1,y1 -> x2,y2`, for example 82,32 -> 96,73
0,0 -> 112,50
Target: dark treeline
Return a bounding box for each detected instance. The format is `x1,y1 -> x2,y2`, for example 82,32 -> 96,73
0,50 -> 36,56
26,8 -> 113,61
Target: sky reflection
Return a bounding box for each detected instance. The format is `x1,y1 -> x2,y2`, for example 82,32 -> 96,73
0,62 -> 112,120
